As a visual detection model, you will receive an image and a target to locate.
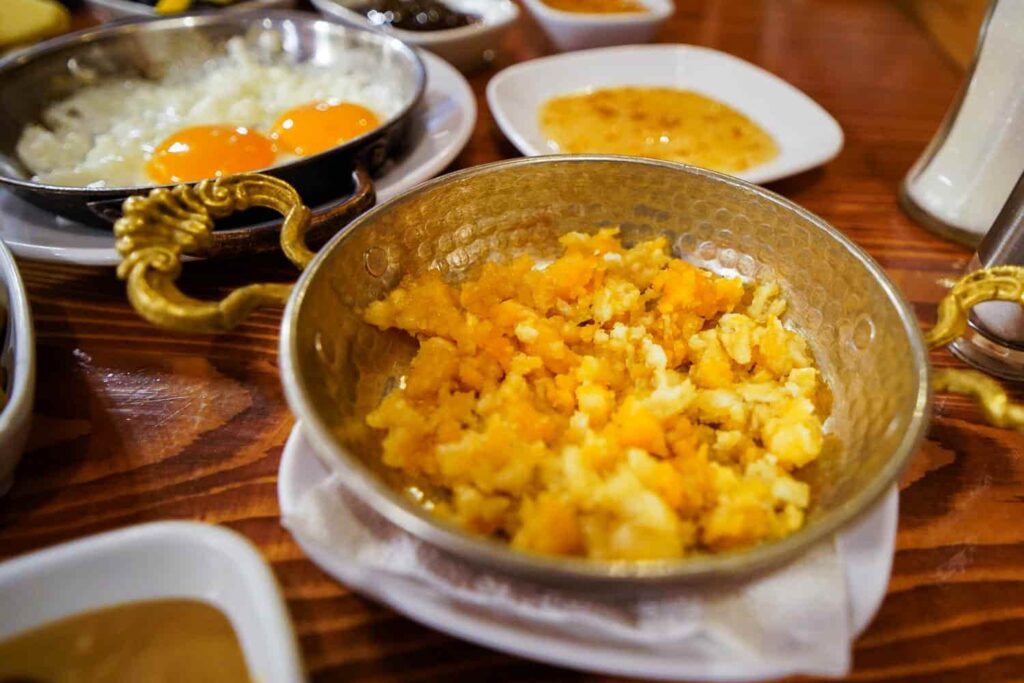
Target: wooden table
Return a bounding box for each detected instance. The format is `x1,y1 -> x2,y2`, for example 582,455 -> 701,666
4,1 -> 1023,680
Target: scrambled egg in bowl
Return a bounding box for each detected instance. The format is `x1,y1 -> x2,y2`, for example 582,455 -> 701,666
364,230 -> 828,561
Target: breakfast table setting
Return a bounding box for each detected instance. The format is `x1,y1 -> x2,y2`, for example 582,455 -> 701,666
0,0 -> 1023,681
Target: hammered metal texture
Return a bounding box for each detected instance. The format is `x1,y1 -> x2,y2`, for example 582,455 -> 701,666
285,157 -> 929,588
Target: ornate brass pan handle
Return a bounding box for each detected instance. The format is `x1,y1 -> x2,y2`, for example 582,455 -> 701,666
925,265 -> 1024,431
115,169 -> 372,333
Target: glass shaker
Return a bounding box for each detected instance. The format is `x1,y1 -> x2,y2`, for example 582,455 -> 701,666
900,0 -> 1024,247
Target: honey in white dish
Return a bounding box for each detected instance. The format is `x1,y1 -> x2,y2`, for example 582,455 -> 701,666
540,86 -> 778,174
0,599 -> 253,683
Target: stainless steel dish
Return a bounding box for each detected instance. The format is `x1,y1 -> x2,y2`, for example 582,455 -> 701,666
274,156 -> 932,592
0,11 -> 426,243
310,0 -> 521,73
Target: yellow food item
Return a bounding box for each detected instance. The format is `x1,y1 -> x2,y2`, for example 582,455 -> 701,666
542,0 -> 647,13
0,599 -> 252,682
364,230 -> 826,560
146,125 -> 277,184
0,0 -> 70,51
272,101 -> 380,156
155,0 -> 193,12
540,87 -> 779,174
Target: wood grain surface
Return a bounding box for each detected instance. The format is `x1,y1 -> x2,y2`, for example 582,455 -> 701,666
4,1 -> 1024,681
900,0 -> 988,68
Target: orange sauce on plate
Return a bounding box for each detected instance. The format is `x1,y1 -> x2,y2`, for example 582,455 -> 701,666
539,86 -> 779,173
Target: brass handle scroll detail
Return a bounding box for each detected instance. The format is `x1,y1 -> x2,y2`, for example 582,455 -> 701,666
925,266 -> 1024,348
926,264 -> 1024,431
115,173 -> 311,333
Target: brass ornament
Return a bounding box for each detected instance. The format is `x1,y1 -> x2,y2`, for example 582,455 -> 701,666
924,265 -> 1024,348
114,173 -> 312,333
925,265 -> 1024,431
932,368 -> 1024,429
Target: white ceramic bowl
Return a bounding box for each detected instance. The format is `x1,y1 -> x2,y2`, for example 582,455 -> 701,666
310,0 -> 519,73
0,238 -> 33,497
85,0 -> 296,21
520,0 -> 673,52
487,44 -> 844,184
0,521 -> 305,682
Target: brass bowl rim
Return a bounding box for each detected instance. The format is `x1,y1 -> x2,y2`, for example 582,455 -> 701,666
279,155 -> 931,587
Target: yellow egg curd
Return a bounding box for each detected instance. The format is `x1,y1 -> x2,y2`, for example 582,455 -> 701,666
539,87 -> 779,174
363,230 -> 826,561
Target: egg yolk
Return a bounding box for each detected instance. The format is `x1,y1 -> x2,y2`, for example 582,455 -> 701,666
145,125 -> 277,184
271,101 -> 380,156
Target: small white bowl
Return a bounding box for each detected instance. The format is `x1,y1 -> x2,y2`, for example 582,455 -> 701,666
0,521 -> 305,682
85,0 -> 296,21
520,0 -> 673,52
0,238 -> 33,497
487,44 -> 844,184
310,0 -> 520,73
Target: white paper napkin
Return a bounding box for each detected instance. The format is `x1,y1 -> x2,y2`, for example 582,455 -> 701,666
282,470 -> 853,679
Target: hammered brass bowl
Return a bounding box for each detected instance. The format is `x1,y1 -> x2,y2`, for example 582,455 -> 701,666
274,156 -> 932,591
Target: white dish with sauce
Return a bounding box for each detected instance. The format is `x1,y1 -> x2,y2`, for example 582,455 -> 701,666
487,44 -> 844,185
0,521 -> 304,683
520,0 -> 673,52
310,0 -> 519,73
